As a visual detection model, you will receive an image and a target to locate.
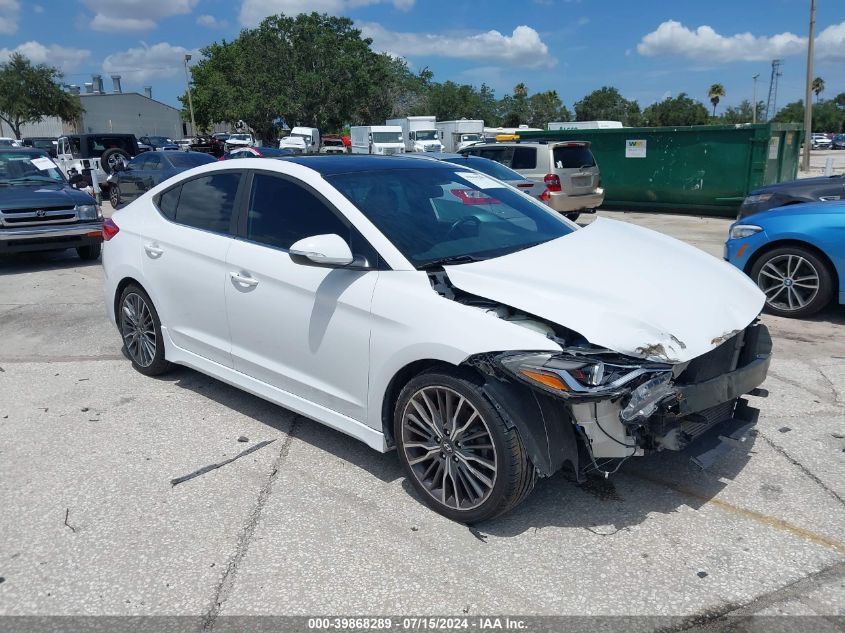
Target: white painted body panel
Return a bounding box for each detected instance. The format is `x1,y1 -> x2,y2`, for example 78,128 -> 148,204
386,117 -> 443,153
436,120 -> 485,153
350,126 -> 405,155
444,217 -> 765,364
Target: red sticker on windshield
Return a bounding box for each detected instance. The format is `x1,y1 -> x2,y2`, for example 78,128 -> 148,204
451,189 -> 501,205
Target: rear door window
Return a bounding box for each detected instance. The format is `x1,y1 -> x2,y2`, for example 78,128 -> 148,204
511,147 -> 537,170
553,145 -> 596,168
173,172 -> 241,234
472,146 -> 514,167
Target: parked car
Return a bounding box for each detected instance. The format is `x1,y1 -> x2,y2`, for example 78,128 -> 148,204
21,137 -> 58,157
810,134 -> 832,149
320,137 -> 347,154
0,137 -> 22,148
738,175 -> 844,219
176,138 -> 194,151
726,200 -> 845,318
831,134 -> 845,150
460,141 -> 603,222
0,148 -> 102,259
220,147 -> 297,160
138,136 -> 179,151
102,155 -> 770,522
187,136 -> 223,157
108,151 -> 217,208
404,152 -> 545,198
224,133 -> 254,152
55,134 -> 139,198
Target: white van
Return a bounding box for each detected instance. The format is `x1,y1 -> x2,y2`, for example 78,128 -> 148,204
386,116 -> 443,153
436,120 -> 485,152
279,127 -> 320,153
350,126 -> 405,155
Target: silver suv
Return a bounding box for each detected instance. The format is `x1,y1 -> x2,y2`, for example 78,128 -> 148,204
461,141 -> 604,221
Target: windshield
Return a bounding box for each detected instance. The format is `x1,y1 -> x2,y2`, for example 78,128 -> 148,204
167,152 -> 217,168
443,156 -> 524,182
328,166 -> 573,268
415,130 -> 438,141
372,132 -> 402,144
149,136 -> 174,145
291,133 -> 311,140
0,152 -> 65,185
460,134 -> 482,142
323,139 -> 344,146
85,136 -> 136,157
230,134 -> 251,141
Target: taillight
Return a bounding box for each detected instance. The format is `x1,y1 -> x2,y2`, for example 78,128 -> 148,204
544,174 -> 562,192
102,217 -> 119,241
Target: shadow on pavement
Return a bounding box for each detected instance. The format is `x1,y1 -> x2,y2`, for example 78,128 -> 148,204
157,365 -> 756,535
0,249 -> 101,273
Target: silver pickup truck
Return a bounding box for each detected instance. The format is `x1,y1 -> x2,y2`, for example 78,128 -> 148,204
0,148 -> 103,260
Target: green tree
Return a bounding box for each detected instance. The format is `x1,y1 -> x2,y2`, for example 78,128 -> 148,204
573,86 -> 641,126
642,93 -> 710,126
772,99 -> 845,132
834,92 -> 845,110
721,99 -> 765,124
183,13 -> 408,142
499,83 -> 531,127
0,53 -> 82,139
812,77 -> 825,102
527,90 -> 572,128
708,83 -> 725,116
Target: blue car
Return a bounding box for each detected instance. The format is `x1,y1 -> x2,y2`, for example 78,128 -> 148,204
725,200 -> 845,318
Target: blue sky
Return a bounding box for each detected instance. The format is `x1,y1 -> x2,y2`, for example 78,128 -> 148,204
1,0 -> 843,116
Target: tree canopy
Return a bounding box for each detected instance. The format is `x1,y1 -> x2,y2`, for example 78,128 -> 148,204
573,87 -> 642,126
0,53 -> 82,139
773,99 -> 845,133
643,93 -> 710,127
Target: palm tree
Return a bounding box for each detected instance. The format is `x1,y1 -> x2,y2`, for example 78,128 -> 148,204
812,77 -> 825,102
708,83 -> 725,116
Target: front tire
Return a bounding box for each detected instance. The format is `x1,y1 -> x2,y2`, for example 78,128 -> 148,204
76,243 -> 101,261
118,284 -> 172,376
565,212 -> 581,222
395,371 -> 534,523
750,245 -> 834,318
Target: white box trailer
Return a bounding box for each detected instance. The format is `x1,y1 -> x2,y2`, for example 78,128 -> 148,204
350,125 -> 405,155
436,119 -> 485,152
547,121 -> 623,131
386,116 -> 443,153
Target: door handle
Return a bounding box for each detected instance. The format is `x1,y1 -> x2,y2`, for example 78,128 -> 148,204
144,243 -> 163,257
229,272 -> 259,287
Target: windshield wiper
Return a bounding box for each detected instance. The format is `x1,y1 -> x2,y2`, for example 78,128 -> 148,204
418,254 -> 484,270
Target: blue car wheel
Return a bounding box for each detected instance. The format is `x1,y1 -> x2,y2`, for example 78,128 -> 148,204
749,245 -> 835,318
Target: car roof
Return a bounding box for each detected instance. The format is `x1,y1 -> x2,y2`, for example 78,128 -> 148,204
282,155 -> 456,175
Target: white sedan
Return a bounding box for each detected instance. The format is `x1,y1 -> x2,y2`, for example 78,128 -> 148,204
102,156 -> 771,522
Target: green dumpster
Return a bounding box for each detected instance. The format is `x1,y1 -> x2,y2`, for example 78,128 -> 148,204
517,123 -> 804,217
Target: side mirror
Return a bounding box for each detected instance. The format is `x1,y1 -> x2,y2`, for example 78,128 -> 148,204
289,234 -> 354,268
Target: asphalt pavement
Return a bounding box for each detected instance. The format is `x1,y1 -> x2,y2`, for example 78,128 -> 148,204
1,209 -> 844,631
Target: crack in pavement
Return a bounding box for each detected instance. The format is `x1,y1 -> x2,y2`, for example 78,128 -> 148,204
767,370 -> 833,403
816,366 -> 844,407
757,433 -> 845,508
201,416 -> 300,631
658,560 -> 845,632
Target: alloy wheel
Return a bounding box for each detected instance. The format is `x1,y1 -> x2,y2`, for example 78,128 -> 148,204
109,185 -> 119,207
120,292 -> 157,367
756,253 -> 820,312
401,386 -> 498,511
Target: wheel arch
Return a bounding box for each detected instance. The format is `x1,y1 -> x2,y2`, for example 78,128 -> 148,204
113,276 -> 147,323
744,238 -> 840,293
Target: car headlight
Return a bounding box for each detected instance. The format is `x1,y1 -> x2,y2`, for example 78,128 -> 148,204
77,204 -> 102,220
730,224 -> 763,240
743,193 -> 773,205
498,351 -> 672,400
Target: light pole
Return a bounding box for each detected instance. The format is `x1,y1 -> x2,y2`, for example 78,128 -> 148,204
752,74 -> 760,124
801,0 -> 816,172
184,54 -> 197,139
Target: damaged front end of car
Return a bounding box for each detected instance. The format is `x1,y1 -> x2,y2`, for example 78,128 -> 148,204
465,322 -> 772,480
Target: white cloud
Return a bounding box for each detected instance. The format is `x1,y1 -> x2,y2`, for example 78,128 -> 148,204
817,21 -> 845,61
0,0 -> 20,34
239,0 -> 415,27
360,22 -> 556,68
636,19 -> 845,63
33,4 -> 44,14
81,0 -> 199,32
0,41 -> 92,72
102,42 -> 199,83
197,14 -> 229,28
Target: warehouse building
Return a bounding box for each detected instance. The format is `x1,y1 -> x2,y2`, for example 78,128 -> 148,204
13,75 -> 186,140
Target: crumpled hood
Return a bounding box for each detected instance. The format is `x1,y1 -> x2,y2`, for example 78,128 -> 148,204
444,217 -> 765,363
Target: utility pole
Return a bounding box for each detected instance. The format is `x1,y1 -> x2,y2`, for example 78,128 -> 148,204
752,74 -> 760,123
801,0 -> 816,172
184,54 -> 197,139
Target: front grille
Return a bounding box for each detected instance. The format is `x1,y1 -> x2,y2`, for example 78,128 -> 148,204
0,206 -> 77,226
676,399 -> 738,444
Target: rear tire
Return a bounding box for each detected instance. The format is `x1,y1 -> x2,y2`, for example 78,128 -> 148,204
76,243 -> 101,261
750,245 -> 834,318
394,370 -> 534,523
565,212 -> 581,222
117,284 -> 172,376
